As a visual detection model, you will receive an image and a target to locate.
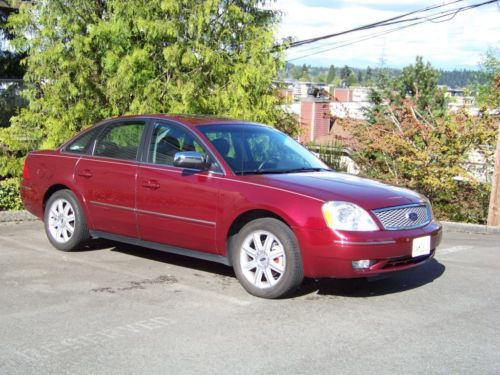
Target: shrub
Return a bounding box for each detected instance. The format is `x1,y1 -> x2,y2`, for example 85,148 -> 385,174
0,178 -> 23,211
432,181 -> 491,224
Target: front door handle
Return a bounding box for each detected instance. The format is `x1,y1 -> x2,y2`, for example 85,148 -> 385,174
77,169 -> 93,178
142,180 -> 160,189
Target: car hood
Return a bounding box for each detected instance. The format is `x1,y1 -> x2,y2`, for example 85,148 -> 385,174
242,171 -> 426,210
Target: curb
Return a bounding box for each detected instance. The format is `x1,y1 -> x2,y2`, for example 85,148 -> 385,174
0,210 -> 37,223
1,210 -> 500,235
440,221 -> 500,235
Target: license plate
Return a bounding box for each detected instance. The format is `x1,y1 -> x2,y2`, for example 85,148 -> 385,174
412,236 -> 431,257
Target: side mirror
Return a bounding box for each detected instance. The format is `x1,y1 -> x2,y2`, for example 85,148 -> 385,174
173,151 -> 209,170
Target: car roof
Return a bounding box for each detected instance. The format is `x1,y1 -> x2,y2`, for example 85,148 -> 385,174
112,114 -> 260,128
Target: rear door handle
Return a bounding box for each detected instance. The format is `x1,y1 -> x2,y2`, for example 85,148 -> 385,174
77,169 -> 93,178
142,180 -> 160,189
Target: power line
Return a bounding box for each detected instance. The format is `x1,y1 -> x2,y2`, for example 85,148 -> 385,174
287,4 -> 471,57
284,0 -> 498,61
284,0 -> 467,49
283,0 -> 497,54
286,22 -> 427,62
287,18 -> 426,56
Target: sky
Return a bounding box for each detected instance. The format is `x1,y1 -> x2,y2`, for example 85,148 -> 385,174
270,0 -> 500,70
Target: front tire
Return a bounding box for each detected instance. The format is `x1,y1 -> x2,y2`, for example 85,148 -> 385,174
232,218 -> 304,299
44,189 -> 90,251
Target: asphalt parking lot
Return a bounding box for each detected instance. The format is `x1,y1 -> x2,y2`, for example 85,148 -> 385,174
0,221 -> 499,374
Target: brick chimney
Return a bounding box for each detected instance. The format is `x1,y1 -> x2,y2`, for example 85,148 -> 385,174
299,97 -> 331,143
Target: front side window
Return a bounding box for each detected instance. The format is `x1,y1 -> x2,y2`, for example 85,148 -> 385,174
93,122 -> 145,161
198,124 -> 329,175
148,122 -> 207,166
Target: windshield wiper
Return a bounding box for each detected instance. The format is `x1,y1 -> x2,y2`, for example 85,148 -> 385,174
235,170 -> 280,175
235,167 -> 330,175
276,167 -> 330,173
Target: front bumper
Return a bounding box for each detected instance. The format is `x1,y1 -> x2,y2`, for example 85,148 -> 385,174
296,220 -> 442,278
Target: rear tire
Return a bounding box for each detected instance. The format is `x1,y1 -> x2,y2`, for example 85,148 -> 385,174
44,189 -> 90,251
232,218 -> 304,299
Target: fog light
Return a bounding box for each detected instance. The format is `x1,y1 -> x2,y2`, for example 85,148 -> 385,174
352,259 -> 375,270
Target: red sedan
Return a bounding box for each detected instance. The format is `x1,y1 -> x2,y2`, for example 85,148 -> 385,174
21,115 -> 442,298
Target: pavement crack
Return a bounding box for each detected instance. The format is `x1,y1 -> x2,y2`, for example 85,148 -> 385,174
90,275 -> 178,294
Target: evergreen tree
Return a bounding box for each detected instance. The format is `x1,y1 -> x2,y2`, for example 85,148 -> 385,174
3,0 -> 296,150
340,65 -> 352,80
290,65 -> 302,80
339,65 -> 357,87
0,50 -> 25,79
1,5 -> 26,79
1,6 -> 27,129
316,72 -> 327,83
326,65 -> 336,84
365,66 -> 373,84
396,56 -> 446,114
0,83 -> 26,128
281,63 -> 479,89
356,71 -> 363,85
367,57 -> 446,122
299,64 -> 311,81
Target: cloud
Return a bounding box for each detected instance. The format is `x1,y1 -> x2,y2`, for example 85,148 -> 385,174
270,0 -> 500,69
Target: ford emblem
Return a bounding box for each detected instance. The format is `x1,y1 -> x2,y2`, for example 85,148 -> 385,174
407,212 -> 419,221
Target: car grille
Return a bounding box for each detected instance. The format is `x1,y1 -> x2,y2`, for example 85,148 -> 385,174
372,204 -> 431,230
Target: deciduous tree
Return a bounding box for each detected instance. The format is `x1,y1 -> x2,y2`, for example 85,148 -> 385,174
475,48 -> 500,109
345,57 -> 497,223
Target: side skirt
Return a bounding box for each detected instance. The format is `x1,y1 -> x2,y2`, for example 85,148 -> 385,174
89,230 -> 231,266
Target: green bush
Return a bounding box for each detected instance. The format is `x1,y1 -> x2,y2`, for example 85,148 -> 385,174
0,178 -> 23,211
432,181 -> 491,224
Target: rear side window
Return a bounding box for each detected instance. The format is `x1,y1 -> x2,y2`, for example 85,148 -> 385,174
94,122 -> 145,161
65,127 -> 102,154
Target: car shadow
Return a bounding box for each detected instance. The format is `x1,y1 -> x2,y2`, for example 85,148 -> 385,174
106,241 -> 236,278
79,239 -> 445,298
293,259 -> 446,298
73,239 -> 118,252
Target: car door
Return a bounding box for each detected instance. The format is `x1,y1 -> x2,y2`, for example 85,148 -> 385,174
75,120 -> 146,238
136,121 -> 220,253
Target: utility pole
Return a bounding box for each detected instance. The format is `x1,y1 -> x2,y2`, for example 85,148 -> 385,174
487,121 -> 500,226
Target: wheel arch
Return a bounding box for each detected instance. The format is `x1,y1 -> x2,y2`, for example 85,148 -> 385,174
224,209 -> 293,265
42,183 -> 93,229
43,184 -> 71,212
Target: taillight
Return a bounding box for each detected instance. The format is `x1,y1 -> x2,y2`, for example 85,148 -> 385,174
23,159 -> 30,180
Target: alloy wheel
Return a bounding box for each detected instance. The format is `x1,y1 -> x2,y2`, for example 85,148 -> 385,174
240,230 -> 286,289
47,198 -> 76,243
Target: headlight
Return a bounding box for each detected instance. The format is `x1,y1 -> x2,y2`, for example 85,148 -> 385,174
322,201 -> 379,231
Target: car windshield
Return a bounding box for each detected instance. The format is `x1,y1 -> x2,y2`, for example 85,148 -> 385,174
197,124 -> 330,175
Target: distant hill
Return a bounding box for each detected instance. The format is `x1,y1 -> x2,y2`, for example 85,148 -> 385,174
437,69 -> 482,88
281,62 -> 481,89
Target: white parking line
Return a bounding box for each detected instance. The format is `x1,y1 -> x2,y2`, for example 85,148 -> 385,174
0,235 -> 251,307
437,245 -> 474,256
